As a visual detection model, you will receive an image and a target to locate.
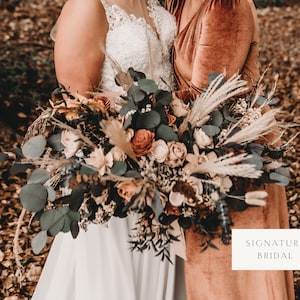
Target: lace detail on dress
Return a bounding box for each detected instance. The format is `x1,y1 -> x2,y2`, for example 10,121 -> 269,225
99,0 -> 177,94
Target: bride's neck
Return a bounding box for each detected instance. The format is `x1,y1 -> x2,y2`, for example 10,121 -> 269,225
107,0 -> 147,16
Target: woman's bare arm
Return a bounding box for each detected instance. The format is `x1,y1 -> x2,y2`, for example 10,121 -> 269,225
54,0 -> 108,96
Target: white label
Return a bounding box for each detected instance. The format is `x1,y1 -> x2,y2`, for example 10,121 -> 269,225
232,229 -> 300,270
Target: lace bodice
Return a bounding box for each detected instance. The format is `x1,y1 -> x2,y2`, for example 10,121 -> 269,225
99,0 -> 177,93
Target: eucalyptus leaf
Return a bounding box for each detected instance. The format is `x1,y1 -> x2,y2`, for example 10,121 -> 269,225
156,124 -> 178,142
28,168 -> 51,184
31,230 -> 48,255
62,209 -> 81,233
62,207 -> 80,233
47,186 -> 56,202
210,110 -> 223,127
223,106 -> 238,123
80,164 -> 98,175
208,72 -> 225,87
20,183 -> 48,212
246,143 -> 265,155
9,163 -> 32,175
138,78 -> 158,94
127,85 -> 145,102
151,190 -> 163,221
250,95 -> 268,106
68,210 -> 81,221
156,90 -> 172,105
40,209 -> 55,231
40,207 -> 67,236
48,133 -> 64,151
69,185 -> 86,211
136,110 -> 161,129
71,220 -> 80,238
269,172 -> 289,186
153,105 -> 168,125
0,152 -> 9,162
202,125 -> 220,136
128,67 -> 146,81
22,135 -> 47,159
90,184 -> 103,197
12,147 -> 23,157
242,153 -> 264,170
123,114 -> 132,129
62,214 -> 72,233
125,170 -> 142,178
120,101 -> 136,116
268,97 -> 279,105
275,166 -> 290,177
111,161 -> 127,175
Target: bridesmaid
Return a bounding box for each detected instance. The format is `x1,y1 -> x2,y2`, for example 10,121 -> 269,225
165,0 -> 295,299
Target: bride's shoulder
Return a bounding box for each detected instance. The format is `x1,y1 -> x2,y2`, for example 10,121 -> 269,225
54,0 -> 108,47
58,0 -> 107,22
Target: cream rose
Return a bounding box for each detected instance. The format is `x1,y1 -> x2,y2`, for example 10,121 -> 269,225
130,129 -> 155,157
165,142 -> 187,167
150,139 -> 169,163
194,128 -> 213,148
61,130 -> 81,159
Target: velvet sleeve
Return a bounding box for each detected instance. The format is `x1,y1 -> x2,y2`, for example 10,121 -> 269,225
175,0 -> 255,102
191,0 -> 255,88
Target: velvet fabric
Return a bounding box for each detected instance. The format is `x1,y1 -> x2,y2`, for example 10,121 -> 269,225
166,0 -> 295,299
168,0 -> 260,102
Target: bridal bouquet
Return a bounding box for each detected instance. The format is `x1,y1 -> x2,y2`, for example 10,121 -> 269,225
1,68 -> 290,260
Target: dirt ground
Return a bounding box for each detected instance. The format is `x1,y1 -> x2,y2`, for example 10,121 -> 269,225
0,0 -> 299,299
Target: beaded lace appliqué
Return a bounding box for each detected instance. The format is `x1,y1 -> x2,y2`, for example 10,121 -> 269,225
99,0 -> 176,93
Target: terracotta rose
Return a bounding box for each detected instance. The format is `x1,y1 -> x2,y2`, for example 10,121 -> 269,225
130,129 -> 155,157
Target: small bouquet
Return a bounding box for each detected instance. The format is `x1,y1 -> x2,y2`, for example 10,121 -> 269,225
1,68 -> 290,261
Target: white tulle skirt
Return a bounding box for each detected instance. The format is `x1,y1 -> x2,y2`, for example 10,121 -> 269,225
32,215 -> 181,300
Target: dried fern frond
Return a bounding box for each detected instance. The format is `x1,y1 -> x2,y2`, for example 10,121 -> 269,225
179,74 -> 248,133
100,118 -> 137,161
103,53 -> 134,92
222,108 -> 279,146
23,108 -> 53,145
186,153 -> 262,178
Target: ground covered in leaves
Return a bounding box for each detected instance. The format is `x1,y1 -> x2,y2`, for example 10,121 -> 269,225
0,0 -> 299,299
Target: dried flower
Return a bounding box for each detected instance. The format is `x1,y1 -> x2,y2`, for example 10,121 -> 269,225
85,147 -> 112,175
245,190 -> 268,206
170,95 -> 189,117
109,146 -> 126,162
116,179 -> 141,202
166,113 -> 177,126
61,130 -> 81,158
194,128 -> 213,148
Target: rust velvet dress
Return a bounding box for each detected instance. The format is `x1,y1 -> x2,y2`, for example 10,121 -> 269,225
166,0 -> 295,299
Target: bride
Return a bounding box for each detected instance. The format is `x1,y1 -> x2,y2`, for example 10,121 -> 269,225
32,0 -> 184,299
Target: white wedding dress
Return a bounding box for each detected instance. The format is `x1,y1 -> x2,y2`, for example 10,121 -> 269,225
32,1 -> 184,300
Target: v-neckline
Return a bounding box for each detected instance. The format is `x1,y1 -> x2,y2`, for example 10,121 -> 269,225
177,0 -> 207,35
105,0 -> 160,42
